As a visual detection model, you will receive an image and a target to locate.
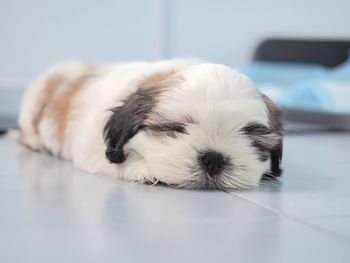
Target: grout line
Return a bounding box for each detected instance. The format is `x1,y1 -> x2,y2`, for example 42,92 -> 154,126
227,191 -> 350,244
303,214 -> 350,220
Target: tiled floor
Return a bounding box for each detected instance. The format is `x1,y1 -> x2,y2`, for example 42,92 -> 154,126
1,133 -> 350,263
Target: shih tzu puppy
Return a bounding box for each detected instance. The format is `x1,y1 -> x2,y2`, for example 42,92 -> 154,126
18,58 -> 283,190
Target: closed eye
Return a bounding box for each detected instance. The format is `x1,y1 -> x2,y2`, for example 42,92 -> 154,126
144,123 -> 187,138
241,123 -> 271,135
146,123 -> 186,133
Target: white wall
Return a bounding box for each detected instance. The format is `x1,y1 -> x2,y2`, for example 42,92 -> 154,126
1,0 -> 350,86
167,0 -> 350,66
0,0 -> 164,84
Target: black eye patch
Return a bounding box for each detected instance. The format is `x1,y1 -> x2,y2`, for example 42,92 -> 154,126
241,123 -> 281,161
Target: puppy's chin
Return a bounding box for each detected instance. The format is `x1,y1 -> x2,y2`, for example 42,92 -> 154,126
128,161 -> 265,191
165,163 -> 266,191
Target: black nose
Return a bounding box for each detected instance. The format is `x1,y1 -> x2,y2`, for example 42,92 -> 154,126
200,151 -> 226,176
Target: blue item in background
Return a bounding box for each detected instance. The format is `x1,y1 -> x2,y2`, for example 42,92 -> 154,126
240,56 -> 350,113
240,61 -> 327,86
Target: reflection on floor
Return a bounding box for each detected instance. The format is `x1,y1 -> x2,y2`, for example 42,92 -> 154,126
1,133 -> 350,263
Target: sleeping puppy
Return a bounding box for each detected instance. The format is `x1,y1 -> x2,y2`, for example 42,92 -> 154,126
18,58 -> 283,190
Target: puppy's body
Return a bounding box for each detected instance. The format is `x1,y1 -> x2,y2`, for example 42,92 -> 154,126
18,59 -> 283,190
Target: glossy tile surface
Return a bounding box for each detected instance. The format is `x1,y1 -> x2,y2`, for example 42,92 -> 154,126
308,216 -> 350,240
237,133 -> 350,218
0,134 -> 350,263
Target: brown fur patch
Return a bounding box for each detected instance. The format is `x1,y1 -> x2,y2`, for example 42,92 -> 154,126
47,71 -> 95,144
32,74 -> 66,135
138,70 -> 176,88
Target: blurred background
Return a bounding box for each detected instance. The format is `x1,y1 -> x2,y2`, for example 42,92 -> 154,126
1,0 -> 350,130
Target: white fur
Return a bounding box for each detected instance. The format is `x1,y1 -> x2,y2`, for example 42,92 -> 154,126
18,58 -> 277,190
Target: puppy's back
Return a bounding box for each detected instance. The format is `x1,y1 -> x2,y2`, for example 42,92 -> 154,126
18,61 -> 96,154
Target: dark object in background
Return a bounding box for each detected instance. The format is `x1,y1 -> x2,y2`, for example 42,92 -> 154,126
0,87 -> 24,134
254,39 -> 350,68
253,38 -> 350,131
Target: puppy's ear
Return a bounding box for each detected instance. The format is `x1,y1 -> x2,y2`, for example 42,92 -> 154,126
261,94 -> 284,178
104,70 -> 178,164
104,86 -> 161,163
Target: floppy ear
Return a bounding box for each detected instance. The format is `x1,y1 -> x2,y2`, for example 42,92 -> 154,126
104,86 -> 161,163
261,94 -> 284,178
104,69 -> 178,164
268,139 -> 283,178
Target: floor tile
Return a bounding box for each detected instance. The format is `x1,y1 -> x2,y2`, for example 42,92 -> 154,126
1,213 -> 349,263
307,216 -> 350,240
236,133 -> 350,218
1,135 -> 350,263
0,137 -> 21,176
